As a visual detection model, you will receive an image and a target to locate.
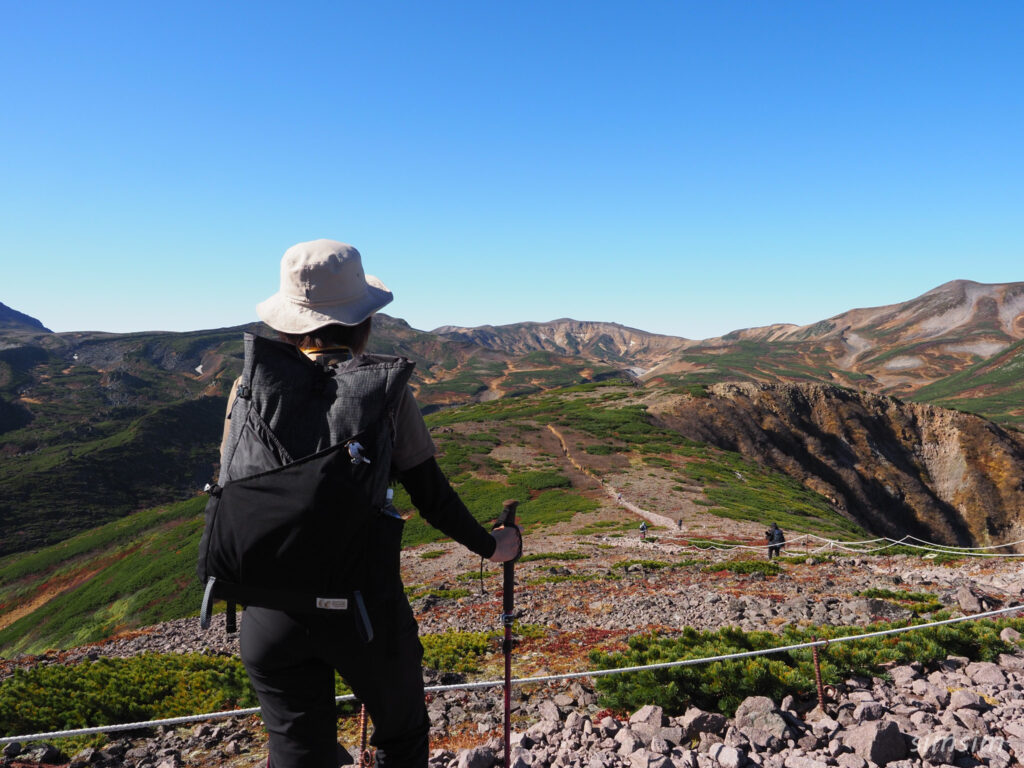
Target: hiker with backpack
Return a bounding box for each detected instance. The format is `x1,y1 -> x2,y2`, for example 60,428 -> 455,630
208,239 -> 522,768
766,522 -> 785,558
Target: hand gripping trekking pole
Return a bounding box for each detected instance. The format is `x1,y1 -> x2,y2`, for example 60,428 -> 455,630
493,499 -> 522,768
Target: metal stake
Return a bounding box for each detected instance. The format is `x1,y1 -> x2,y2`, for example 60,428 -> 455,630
811,638 -> 827,711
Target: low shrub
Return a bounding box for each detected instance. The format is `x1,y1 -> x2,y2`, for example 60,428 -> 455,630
520,551 -> 589,563
421,630 -> 497,674
573,520 -> 635,535
590,618 -> 1024,717
507,471 -> 571,491
584,444 -> 624,455
701,560 -> 781,576
526,573 -> 599,586
0,654 -> 257,739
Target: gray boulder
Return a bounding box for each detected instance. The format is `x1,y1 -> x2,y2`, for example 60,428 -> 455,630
631,704 -> 666,728
914,731 -> 956,764
783,756 -> 830,768
630,749 -> 674,768
852,701 -> 885,722
954,585 -> 981,613
538,698 -> 562,722
947,688 -> 987,711
887,665 -> 919,687
843,720 -> 907,766
679,707 -> 727,739
733,696 -> 790,750
965,660 -> 1007,686
2,743 -> 22,759
20,744 -> 68,764
707,743 -> 744,768
1000,626 -> 1022,643
458,745 -> 497,768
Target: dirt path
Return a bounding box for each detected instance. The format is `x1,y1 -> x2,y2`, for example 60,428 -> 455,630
546,424 -> 677,529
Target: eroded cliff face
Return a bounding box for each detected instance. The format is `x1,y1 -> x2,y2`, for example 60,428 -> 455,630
650,382 -> 1024,547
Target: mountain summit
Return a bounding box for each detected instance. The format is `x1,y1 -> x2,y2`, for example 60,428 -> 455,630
433,319 -> 688,370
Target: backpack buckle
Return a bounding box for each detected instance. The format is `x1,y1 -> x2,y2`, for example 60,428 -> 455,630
347,441 -> 371,465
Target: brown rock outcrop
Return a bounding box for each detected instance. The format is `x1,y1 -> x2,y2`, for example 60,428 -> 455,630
652,382 -> 1024,547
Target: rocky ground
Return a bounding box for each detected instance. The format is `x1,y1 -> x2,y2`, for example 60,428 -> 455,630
3,525 -> 1024,768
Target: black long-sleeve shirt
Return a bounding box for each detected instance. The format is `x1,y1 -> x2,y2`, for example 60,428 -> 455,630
398,457 -> 496,559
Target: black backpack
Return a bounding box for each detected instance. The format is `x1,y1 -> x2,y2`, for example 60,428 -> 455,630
197,334 -> 413,636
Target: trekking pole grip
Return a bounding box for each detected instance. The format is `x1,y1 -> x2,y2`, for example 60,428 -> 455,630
494,499 -> 520,617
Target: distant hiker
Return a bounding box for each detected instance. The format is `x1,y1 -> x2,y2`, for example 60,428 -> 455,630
217,240 -> 521,768
766,522 -> 785,559
639,521 -> 648,539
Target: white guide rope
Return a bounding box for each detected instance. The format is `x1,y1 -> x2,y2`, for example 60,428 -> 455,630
3,602 -> 1022,746
673,533 -> 1024,557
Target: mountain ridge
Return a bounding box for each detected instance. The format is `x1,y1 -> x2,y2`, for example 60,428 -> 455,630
0,302 -> 51,334
1,278 -> 1022,555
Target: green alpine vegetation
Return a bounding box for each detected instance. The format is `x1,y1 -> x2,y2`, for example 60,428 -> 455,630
0,497 -> 208,656
590,617 -> 1024,717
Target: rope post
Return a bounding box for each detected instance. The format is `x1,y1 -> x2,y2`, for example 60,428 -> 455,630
358,704 -> 373,768
811,638 -> 826,711
494,499 -> 522,768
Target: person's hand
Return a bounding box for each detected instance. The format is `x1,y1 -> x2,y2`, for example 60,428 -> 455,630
488,526 -> 522,563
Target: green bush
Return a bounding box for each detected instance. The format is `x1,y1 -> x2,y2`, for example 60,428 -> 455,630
584,444 -> 624,455
520,551 -> 589,562
573,519 -> 635,535
526,573 -> 599,585
507,471 -> 571,491
0,654 -> 257,738
701,560 -> 781,576
590,618 -> 1024,717
420,630 -> 497,674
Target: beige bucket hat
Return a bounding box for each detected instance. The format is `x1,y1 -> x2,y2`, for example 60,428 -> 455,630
256,239 -> 393,334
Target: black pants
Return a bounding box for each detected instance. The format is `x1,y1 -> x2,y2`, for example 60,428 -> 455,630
767,544 -> 782,558
240,596 -> 429,768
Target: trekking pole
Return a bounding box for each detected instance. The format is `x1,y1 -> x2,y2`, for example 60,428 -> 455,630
493,499 -> 522,768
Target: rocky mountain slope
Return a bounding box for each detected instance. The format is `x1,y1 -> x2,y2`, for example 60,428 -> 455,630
3,521 -> 1023,768
646,281 -> 1024,415
724,280 -> 1024,347
649,383 -> 1024,548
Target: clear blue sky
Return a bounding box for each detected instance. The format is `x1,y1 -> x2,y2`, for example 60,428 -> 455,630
2,1 -> 1022,339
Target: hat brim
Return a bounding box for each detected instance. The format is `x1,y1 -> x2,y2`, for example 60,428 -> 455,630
256,275 -> 393,334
